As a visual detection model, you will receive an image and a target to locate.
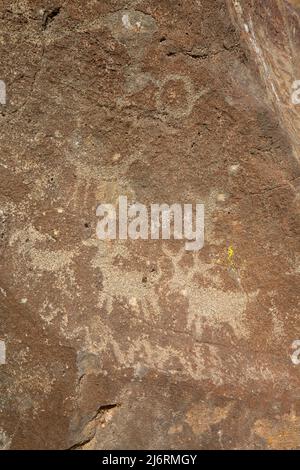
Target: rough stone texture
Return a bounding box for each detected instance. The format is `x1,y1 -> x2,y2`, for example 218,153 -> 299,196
0,0 -> 299,450
228,0 -> 300,162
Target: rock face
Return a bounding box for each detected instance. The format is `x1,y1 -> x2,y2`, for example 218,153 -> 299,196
228,0 -> 300,162
0,0 -> 299,450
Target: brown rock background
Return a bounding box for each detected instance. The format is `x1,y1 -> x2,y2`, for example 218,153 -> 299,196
0,0 -> 299,449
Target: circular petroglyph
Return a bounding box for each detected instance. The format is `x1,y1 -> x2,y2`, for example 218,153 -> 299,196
156,74 -> 209,118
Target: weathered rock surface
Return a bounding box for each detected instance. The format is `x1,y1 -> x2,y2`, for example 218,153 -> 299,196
0,0 -> 299,449
228,0 -> 300,162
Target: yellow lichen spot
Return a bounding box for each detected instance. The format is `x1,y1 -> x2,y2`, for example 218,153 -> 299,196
227,245 -> 234,265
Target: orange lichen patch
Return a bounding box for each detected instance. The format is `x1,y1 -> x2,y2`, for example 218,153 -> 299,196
253,412 -> 300,449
